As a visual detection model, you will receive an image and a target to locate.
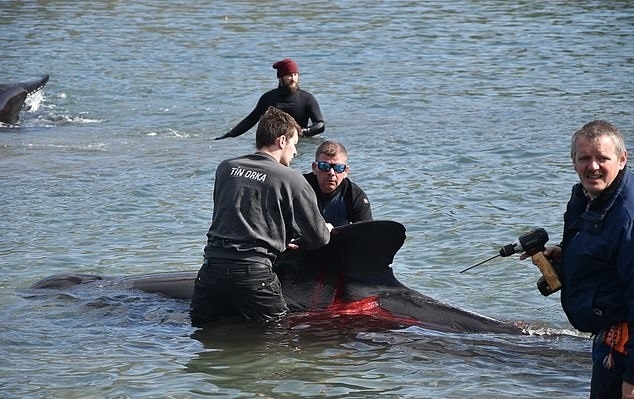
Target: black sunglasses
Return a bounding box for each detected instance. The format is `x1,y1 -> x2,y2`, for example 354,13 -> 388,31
316,161 -> 347,173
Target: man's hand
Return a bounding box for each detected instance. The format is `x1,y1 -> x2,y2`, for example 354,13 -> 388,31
519,245 -> 562,261
623,381 -> 634,399
215,132 -> 233,140
287,238 -> 302,250
543,245 -> 562,260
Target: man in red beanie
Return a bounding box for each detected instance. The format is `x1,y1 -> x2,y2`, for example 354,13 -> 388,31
215,58 -> 325,140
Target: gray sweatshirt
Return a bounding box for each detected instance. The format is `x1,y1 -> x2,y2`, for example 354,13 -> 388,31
204,152 -> 330,263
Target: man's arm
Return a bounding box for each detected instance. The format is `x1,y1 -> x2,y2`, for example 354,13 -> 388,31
618,217 -> 634,385
291,182 -> 331,249
301,92 -> 325,137
301,121 -> 325,137
347,181 -> 373,223
215,94 -> 270,140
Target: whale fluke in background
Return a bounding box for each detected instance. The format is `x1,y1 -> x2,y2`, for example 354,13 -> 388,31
0,74 -> 49,124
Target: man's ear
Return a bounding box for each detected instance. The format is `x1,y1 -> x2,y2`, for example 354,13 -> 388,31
278,134 -> 287,148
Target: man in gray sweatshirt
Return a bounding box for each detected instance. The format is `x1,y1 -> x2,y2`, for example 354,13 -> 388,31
190,106 -> 332,327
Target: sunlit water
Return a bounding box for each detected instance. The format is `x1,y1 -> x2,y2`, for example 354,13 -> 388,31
1,1 -> 633,398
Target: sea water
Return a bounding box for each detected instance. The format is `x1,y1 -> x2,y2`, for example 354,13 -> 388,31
1,1 -> 632,398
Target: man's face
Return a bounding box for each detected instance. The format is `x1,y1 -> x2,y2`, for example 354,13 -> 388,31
279,73 -> 299,91
312,153 -> 348,194
573,135 -> 627,198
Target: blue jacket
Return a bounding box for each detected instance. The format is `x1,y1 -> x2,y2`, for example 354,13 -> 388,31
560,168 -> 634,335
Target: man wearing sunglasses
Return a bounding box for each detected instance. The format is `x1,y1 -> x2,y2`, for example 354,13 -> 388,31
215,58 -> 325,140
304,141 -> 373,227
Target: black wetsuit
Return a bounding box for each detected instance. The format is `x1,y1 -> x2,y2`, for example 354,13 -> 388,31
303,173 -> 373,227
226,87 -> 325,138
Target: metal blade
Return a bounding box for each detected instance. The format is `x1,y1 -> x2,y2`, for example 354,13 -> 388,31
459,254 -> 500,273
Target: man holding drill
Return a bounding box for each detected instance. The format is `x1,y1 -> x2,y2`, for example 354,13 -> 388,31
537,120 -> 634,398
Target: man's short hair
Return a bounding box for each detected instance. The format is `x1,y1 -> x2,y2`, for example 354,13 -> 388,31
314,140 -> 347,160
571,120 -> 626,159
256,107 -> 300,149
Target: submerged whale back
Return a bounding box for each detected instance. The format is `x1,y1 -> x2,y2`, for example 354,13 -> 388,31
28,221 -> 523,334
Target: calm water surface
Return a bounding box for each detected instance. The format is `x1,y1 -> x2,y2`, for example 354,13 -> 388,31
1,1 -> 633,398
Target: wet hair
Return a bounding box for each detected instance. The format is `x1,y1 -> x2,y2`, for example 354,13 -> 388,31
256,106 -> 300,149
314,140 -> 348,160
571,120 -> 626,159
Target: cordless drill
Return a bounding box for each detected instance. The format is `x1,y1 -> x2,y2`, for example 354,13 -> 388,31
461,228 -> 562,296
501,228 -> 562,296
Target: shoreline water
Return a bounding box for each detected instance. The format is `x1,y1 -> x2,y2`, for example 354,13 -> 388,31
2,1 -> 632,397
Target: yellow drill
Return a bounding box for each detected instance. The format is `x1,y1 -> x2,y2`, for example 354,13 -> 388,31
461,228 -> 562,296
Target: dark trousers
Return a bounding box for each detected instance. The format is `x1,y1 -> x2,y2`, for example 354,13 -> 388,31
591,332 -> 625,399
189,258 -> 288,327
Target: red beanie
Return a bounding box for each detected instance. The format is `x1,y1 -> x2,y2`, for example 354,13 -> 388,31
272,58 -> 299,78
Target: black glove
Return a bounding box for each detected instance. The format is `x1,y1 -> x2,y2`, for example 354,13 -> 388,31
215,132 -> 233,140
300,121 -> 325,137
